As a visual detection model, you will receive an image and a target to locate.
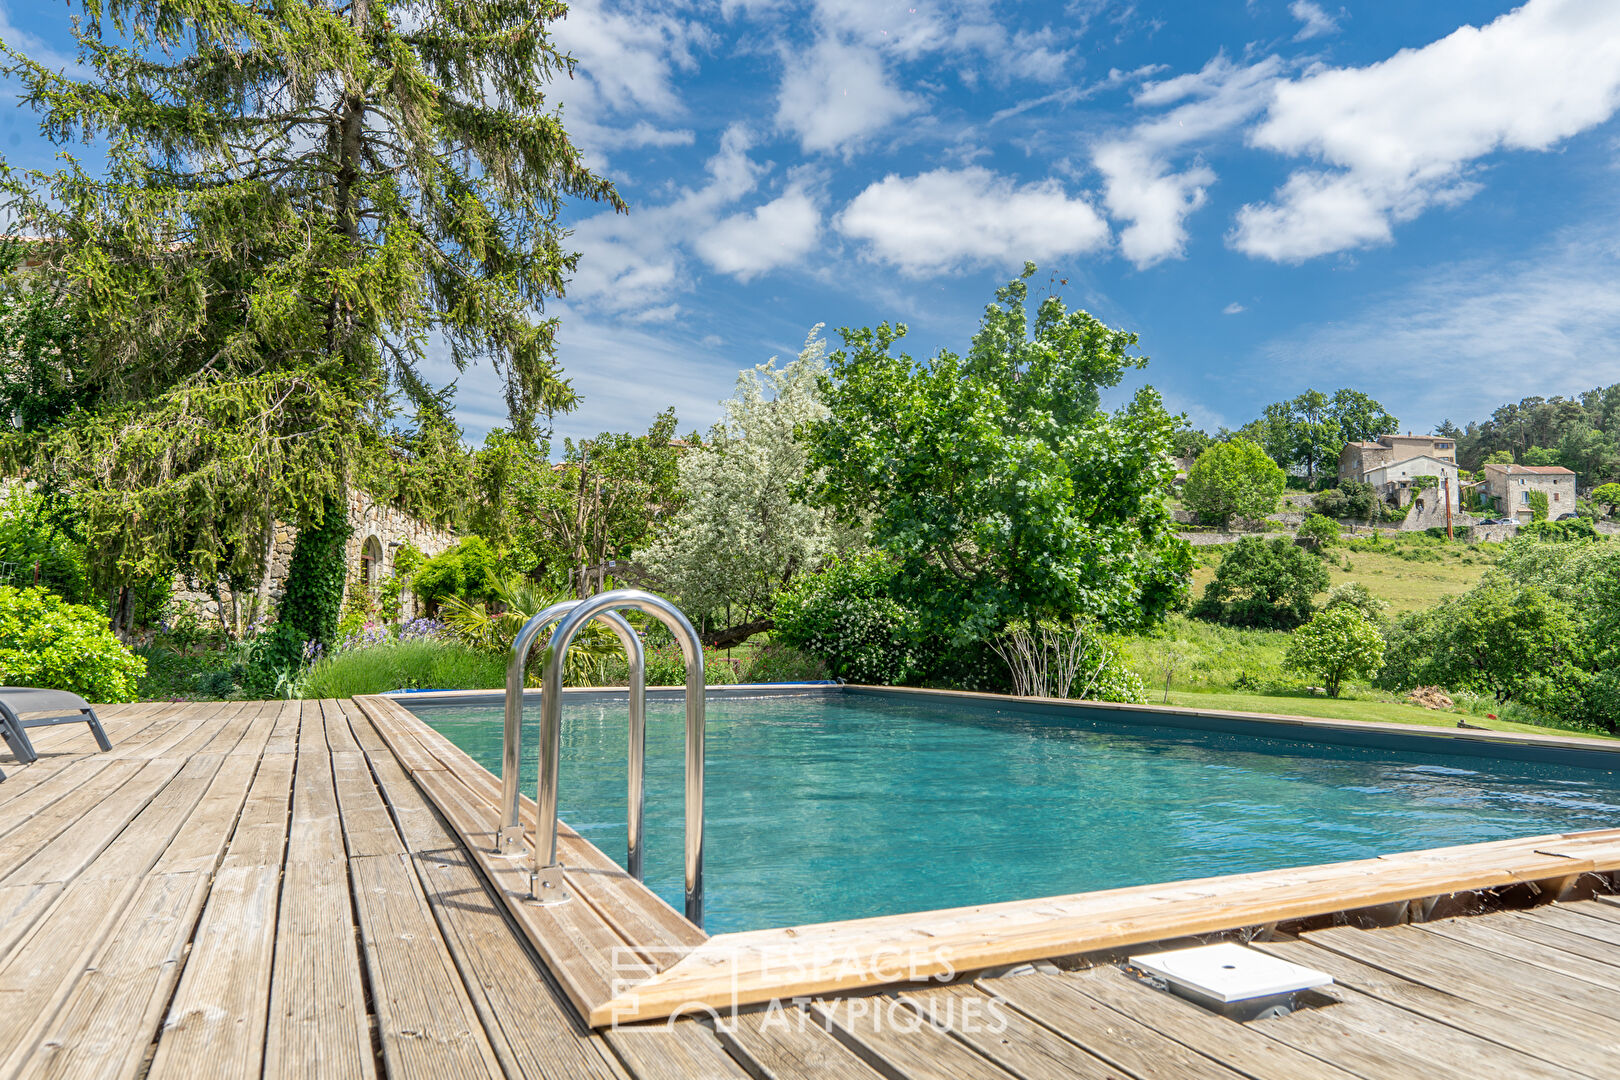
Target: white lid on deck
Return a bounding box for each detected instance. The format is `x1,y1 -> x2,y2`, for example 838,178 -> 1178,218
1127,942 -> 1332,1002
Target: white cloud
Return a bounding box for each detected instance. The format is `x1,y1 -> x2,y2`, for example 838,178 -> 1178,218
775,34 -> 921,154
567,126 -> 764,316
1262,222 -> 1620,427
837,166 -> 1110,275
695,188 -> 823,280
1223,301 -> 1246,314
1289,1 -> 1340,42
1093,55 -> 1284,267
1233,0 -> 1620,261
549,0 -> 709,161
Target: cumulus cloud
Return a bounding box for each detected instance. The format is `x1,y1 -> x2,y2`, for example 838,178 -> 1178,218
567,127 -> 822,315
695,188 -> 823,280
1233,0 -> 1620,261
550,0 -> 708,159
775,34 -> 921,154
837,166 -> 1110,275
1223,302 -> 1246,314
1093,55 -> 1284,267
1289,1 -> 1340,42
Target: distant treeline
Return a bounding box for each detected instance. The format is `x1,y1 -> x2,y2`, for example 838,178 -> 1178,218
1176,382 -> 1620,488
1438,384 -> 1620,479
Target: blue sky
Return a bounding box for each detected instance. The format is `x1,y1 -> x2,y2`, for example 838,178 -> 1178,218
5,0 -> 1620,444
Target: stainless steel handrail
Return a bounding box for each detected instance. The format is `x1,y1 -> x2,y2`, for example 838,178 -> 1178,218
501,601 -> 647,879
526,589 -> 706,927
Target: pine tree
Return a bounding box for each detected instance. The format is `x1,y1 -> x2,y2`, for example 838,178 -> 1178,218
0,0 -> 620,624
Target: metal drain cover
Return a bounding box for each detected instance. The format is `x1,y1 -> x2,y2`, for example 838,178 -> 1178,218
1128,942 -> 1332,1003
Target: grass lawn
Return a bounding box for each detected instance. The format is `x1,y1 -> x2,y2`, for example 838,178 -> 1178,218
1156,688 -> 1618,741
1189,533 -> 1496,613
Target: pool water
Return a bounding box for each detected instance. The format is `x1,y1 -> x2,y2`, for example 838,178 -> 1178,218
417,692 -> 1620,934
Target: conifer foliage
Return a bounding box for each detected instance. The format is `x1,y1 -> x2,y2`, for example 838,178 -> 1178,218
0,0 -> 620,604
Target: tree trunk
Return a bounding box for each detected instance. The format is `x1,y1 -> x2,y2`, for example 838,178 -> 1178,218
703,618 -> 774,649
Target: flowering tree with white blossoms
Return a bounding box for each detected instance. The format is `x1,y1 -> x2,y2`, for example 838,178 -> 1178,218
637,328 -> 856,646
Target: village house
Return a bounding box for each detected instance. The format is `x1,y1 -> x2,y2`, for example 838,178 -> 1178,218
1360,454 -> 1462,509
1480,462 -> 1578,521
1337,433 -> 1458,484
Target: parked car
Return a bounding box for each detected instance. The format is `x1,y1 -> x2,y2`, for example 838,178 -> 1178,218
1555,512 -> 1579,521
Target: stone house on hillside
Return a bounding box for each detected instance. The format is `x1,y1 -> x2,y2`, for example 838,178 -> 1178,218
1361,454 -> 1461,509
1481,463 -> 1578,522
1338,433 -> 1458,484
175,489 -> 459,630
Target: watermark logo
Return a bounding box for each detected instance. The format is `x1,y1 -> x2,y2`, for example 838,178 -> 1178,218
605,943 -> 1010,1034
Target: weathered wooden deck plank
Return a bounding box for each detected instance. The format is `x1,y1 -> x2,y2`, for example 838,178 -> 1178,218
340,700 -> 630,1080
712,1005 -> 888,1080
1415,913 -> 1620,986
813,994 -> 1020,1080
349,852 -> 504,1080
1256,936 -> 1620,1075
15,871 -> 210,1080
900,982 -> 1123,1080
1308,923 -> 1620,1020
147,706 -> 298,1080
263,710 -> 377,1080
985,971 -> 1256,1080
1046,965 -> 1362,1080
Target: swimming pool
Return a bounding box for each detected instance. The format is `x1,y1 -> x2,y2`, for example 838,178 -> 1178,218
410,687 -> 1620,935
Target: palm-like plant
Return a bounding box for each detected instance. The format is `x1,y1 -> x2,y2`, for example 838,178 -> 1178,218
440,579 -> 625,686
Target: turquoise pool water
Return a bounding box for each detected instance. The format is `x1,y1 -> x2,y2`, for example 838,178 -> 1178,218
415,691 -> 1620,934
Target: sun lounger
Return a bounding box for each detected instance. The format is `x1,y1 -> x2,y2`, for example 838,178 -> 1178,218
0,687 -> 112,768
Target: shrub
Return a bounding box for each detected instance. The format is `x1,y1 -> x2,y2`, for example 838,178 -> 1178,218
1191,537 -> 1330,629
1528,490 -> 1549,522
1377,582 -> 1576,706
0,486 -> 91,604
739,642 -> 829,683
990,620 -> 1145,703
1592,482 -> 1620,518
0,585 -> 145,701
772,550 -> 921,685
1182,439 -> 1286,528
298,638 -> 506,698
1520,516 -> 1598,542
1297,514 -> 1340,550
411,536 -> 503,613
1283,606 -> 1385,697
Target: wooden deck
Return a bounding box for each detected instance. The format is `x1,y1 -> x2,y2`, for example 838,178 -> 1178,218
3,698 -> 1620,1079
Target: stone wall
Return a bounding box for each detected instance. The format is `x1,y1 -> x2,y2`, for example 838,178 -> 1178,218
174,490 -> 459,626
1398,485 -> 1476,532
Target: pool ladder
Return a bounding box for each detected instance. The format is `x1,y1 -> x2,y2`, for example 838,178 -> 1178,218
498,589 -> 707,928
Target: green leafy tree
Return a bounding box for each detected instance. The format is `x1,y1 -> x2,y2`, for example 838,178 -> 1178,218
1379,581 -> 1576,705
411,537 -> 503,614
0,0 -> 619,631
1181,439 -> 1286,527
1323,581 -> 1389,625
1329,389 -> 1400,446
637,330 -> 851,645
1240,388 -> 1396,482
1592,482 -> 1620,517
1284,606 -> 1385,697
1193,536 -> 1330,629
1297,513 -> 1341,549
468,411 -> 688,589
804,264 -> 1192,641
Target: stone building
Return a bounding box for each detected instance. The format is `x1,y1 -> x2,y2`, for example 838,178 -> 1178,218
174,489 -> 459,629
1338,433 -> 1458,483
1361,454 -> 1462,509
1480,463 -> 1578,522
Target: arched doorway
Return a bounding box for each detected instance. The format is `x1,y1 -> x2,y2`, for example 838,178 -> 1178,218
360,535 -> 385,592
